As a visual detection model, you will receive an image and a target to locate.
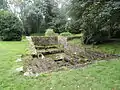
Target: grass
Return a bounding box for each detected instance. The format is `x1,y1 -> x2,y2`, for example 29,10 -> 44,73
0,39 -> 120,90
68,38 -> 120,55
93,42 -> 120,54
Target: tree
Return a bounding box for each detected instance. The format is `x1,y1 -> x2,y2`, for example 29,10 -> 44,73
0,0 -> 7,10
21,0 -> 67,35
21,0 -> 47,35
68,0 -> 120,44
0,10 -> 23,41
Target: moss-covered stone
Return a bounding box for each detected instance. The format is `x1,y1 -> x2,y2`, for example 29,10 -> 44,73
31,36 -> 58,46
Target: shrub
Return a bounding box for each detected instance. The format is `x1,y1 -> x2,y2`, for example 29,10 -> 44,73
45,29 -> 58,37
60,32 -> 72,37
0,10 -> 23,41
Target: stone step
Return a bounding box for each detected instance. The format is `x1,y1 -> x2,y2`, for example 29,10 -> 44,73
31,53 -> 65,61
45,53 -> 65,61
35,45 -> 59,50
37,48 -> 64,55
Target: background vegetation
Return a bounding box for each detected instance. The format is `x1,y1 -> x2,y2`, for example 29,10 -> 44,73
0,10 -> 23,41
0,0 -> 120,44
69,0 -> 120,44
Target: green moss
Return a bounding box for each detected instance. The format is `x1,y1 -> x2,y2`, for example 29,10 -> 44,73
45,29 -> 58,37
60,32 -> 72,37
68,38 -> 82,45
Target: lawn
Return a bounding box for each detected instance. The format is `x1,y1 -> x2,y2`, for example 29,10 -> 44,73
0,39 -> 120,90
94,41 -> 120,54
68,38 -> 120,55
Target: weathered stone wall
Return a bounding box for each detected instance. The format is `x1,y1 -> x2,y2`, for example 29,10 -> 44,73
31,36 -> 58,46
58,36 -> 67,48
26,36 -> 37,55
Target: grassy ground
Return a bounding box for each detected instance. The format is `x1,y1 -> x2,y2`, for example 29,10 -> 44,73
68,38 -> 120,55
0,39 -> 120,90
93,42 -> 120,54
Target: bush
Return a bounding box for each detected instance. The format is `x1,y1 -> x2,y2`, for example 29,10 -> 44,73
0,10 -> 23,41
60,32 -> 72,37
45,29 -> 58,37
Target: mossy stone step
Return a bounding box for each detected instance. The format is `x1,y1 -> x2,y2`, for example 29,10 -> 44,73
37,48 -> 64,55
35,45 -> 60,50
31,53 -> 65,61
45,53 -> 65,61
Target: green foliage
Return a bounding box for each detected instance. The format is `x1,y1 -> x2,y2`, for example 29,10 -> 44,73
69,0 -> 120,44
45,29 -> 58,37
0,0 -> 7,10
0,10 -> 23,41
68,38 -> 81,45
60,32 -> 72,37
31,33 -> 44,36
24,8 -> 43,34
68,20 -> 82,34
22,0 -> 67,35
52,16 -> 67,33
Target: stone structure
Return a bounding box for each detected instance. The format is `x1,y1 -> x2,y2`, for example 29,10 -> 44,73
24,35 -> 117,74
32,36 -> 58,46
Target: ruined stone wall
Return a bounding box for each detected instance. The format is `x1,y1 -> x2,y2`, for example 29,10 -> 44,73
26,36 -> 37,55
58,36 -> 67,48
31,36 -> 58,46
31,36 -> 81,47
24,36 -> 118,74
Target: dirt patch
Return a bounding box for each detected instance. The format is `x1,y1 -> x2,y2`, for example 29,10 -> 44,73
23,55 -> 69,73
23,44 -> 119,74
